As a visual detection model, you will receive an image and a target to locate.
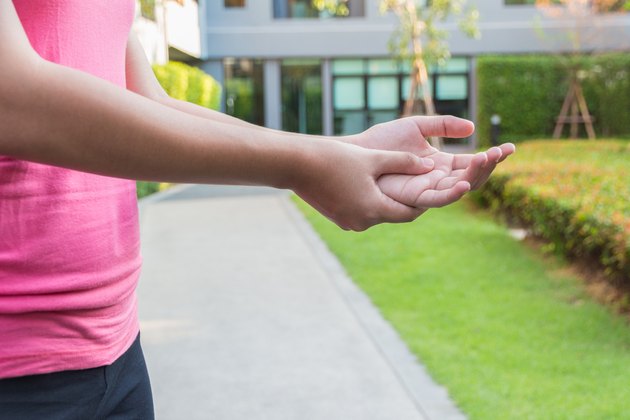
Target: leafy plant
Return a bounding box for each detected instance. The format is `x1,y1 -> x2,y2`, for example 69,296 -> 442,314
140,0 -> 156,21
473,139 -> 630,283
152,61 -> 222,110
477,53 -> 630,147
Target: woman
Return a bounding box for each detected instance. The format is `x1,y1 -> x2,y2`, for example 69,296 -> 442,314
0,1 -> 513,418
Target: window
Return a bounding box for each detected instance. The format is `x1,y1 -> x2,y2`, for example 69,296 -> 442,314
223,59 -> 265,126
507,0 -> 629,11
225,0 -> 245,7
273,0 -> 364,19
281,59 -> 323,134
332,57 -> 470,140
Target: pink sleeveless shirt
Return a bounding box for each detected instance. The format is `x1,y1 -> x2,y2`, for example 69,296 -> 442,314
0,0 -> 141,378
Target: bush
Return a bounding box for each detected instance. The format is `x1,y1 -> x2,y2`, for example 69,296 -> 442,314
477,54 -> 630,147
152,61 -> 222,110
137,181 -> 172,199
472,140 -> 630,283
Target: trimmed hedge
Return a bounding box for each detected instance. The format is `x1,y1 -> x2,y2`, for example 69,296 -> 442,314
477,54 -> 630,148
153,61 -> 222,111
472,140 -> 630,284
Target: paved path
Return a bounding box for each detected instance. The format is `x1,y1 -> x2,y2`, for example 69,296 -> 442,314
137,185 -> 466,420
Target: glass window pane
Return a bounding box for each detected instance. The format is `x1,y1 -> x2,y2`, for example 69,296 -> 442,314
332,59 -> 364,75
367,59 -> 399,75
368,77 -> 398,109
436,75 -> 467,100
334,78 -> 365,109
438,57 -> 469,74
401,76 -> 432,100
281,61 -> 322,134
224,58 -> 265,126
334,111 -> 366,135
369,110 -> 398,126
290,0 -> 318,18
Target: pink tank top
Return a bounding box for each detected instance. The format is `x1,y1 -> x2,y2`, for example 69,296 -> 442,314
0,0 -> 140,378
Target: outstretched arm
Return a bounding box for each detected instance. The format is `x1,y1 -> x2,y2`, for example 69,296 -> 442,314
0,1 -> 433,231
126,33 -> 514,211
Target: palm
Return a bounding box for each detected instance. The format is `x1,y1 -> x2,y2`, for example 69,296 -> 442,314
355,116 -> 514,208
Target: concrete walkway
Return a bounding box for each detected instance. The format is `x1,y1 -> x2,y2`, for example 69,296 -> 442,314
137,185 -> 466,420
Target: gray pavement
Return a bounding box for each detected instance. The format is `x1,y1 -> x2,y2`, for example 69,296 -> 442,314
137,185 -> 466,420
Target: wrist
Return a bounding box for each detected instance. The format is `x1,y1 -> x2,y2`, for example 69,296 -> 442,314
337,134 -> 360,146
287,137 -> 351,195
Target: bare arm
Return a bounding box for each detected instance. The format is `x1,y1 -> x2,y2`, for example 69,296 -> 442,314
0,1 -> 431,231
125,32 -> 515,211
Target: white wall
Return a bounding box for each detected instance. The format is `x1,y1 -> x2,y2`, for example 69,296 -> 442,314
166,0 -> 201,57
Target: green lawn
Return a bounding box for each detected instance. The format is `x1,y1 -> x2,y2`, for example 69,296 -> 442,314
295,198 -> 630,419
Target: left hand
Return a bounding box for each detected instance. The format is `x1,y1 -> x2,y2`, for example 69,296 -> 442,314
347,116 -> 515,208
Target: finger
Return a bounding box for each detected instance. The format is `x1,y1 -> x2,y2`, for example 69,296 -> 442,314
470,149 -> 504,190
414,181 -> 471,208
461,152 -> 487,186
485,146 -> 502,164
497,143 -> 516,163
452,153 -> 475,170
376,151 -> 434,176
409,115 -> 475,139
452,143 -> 515,169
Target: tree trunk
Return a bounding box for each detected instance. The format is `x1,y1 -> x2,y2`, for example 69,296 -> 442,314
399,0 -> 442,149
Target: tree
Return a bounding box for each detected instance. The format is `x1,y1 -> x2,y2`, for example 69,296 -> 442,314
534,0 -> 630,139
312,0 -> 350,16
314,0 -> 479,148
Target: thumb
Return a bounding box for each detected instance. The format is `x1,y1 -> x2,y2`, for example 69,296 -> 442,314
410,115 -> 475,139
376,151 -> 434,176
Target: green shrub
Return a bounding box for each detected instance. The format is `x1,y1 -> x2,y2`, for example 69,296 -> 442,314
136,181 -> 161,199
139,0 -> 156,21
473,140 -> 630,283
152,61 -> 222,110
477,53 -> 630,147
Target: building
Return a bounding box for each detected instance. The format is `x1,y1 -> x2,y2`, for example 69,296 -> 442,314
134,0 -> 203,65
193,0 -> 630,146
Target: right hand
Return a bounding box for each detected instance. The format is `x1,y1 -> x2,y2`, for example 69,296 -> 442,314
293,140 -> 435,231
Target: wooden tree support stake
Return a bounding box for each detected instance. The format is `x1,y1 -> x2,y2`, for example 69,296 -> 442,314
553,77 -> 596,140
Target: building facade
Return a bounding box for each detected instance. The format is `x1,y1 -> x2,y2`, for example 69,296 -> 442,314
196,0 -> 630,145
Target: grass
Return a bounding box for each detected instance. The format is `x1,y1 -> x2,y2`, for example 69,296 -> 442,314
294,197 -> 630,419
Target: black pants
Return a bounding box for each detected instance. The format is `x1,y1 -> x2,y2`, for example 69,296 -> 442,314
0,334 -> 154,420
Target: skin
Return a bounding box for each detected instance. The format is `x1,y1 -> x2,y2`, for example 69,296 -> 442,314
0,0 -> 514,232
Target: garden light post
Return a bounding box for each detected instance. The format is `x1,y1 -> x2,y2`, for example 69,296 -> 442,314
491,114 -> 501,146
